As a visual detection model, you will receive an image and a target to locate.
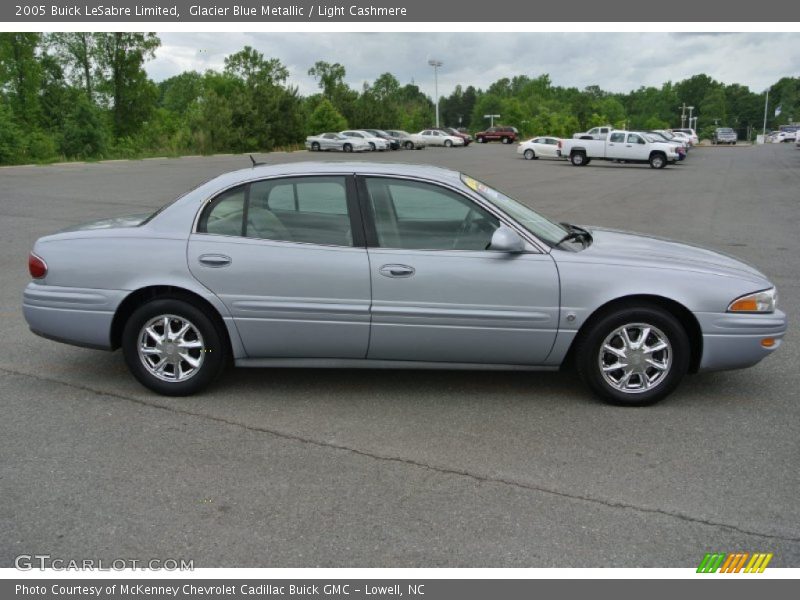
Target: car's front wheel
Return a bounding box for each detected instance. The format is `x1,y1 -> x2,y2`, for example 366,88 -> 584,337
523,149 -> 536,160
404,141 -> 414,150
122,299 -> 227,396
575,305 -> 690,406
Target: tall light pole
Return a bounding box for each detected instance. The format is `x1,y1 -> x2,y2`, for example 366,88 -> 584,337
762,89 -> 769,136
428,59 -> 443,128
687,106 -> 695,130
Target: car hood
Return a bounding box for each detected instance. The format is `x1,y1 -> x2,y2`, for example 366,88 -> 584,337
60,213 -> 151,232
576,227 -> 768,282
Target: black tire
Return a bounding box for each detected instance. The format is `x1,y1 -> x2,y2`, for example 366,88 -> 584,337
575,305 -> 690,406
311,142 -> 320,151
122,298 -> 227,396
404,140 -> 414,150
570,151 -> 587,166
649,153 -> 666,169
444,139 -> 453,147
368,142 -> 376,151
343,143 -> 353,153
523,149 -> 536,160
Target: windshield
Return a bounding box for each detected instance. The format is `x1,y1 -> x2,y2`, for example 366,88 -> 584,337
460,174 -> 568,246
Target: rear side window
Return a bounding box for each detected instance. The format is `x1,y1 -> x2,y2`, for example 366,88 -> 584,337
609,132 -> 625,143
198,177 -> 353,246
197,185 -> 246,236
248,177 -> 351,246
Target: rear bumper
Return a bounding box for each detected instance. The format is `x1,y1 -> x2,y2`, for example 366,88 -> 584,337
23,283 -> 126,350
696,310 -> 787,371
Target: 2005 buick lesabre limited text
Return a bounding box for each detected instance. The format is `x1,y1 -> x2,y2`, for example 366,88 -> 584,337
23,162 -> 787,405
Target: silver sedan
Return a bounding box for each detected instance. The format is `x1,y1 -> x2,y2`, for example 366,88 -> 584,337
23,162 -> 787,405
305,132 -> 370,152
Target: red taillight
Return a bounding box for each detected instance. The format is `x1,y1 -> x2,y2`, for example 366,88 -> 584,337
29,252 -> 47,279
557,140 -> 562,148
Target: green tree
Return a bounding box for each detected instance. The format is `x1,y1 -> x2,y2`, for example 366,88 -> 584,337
46,32 -> 97,98
307,98 -> 347,133
0,33 -> 43,126
94,33 -> 160,138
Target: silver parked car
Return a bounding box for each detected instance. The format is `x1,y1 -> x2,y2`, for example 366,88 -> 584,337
305,132 -> 370,152
24,162 -> 786,405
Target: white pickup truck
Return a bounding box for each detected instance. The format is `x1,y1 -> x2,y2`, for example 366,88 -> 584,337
572,125 -> 614,140
559,130 -> 680,169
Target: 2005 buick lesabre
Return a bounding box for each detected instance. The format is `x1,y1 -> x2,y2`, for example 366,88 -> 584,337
23,162 -> 787,405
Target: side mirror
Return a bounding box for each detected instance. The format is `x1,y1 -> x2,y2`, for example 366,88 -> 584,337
488,226 -> 525,253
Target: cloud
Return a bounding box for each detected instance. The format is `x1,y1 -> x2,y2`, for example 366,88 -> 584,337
149,32 -> 800,96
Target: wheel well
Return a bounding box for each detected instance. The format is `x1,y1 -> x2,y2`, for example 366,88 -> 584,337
650,150 -> 666,159
110,286 -> 231,355
562,295 -> 703,373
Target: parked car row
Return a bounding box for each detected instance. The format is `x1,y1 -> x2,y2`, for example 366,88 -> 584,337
305,127 -> 477,153
516,127 -> 691,169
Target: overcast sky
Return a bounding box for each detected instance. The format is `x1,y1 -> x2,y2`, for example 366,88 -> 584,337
149,32 -> 799,97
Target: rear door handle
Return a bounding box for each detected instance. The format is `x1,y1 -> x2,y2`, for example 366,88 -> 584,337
198,254 -> 232,267
379,264 -> 415,278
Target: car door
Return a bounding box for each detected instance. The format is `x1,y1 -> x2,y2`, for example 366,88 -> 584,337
188,175 -> 372,359
358,176 -> 560,365
605,131 -> 627,158
618,133 -> 647,160
321,133 -> 339,150
541,138 -> 559,157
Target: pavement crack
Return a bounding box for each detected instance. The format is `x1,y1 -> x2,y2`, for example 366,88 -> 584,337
3,365 -> 799,544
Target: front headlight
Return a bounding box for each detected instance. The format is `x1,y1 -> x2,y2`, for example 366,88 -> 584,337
727,288 -> 777,313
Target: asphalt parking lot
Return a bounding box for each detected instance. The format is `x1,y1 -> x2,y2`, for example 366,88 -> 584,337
1,143 -> 798,567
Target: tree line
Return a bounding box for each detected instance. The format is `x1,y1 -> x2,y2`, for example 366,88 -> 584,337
1,32 -> 798,165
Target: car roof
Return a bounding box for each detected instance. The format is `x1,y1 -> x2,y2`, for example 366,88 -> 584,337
207,162 -> 464,188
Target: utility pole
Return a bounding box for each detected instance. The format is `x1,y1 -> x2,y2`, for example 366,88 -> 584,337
762,89 -> 769,136
680,103 -> 687,128
428,59 -> 443,128
688,106 -> 695,130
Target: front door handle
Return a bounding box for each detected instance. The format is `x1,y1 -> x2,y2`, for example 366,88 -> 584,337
379,264 -> 415,278
198,254 -> 232,267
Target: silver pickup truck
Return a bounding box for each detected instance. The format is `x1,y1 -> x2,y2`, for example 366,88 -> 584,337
559,130 -> 681,169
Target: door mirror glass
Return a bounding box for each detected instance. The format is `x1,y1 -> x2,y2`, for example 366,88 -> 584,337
488,226 -> 525,253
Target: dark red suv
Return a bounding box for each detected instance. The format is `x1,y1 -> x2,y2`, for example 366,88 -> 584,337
475,126 -> 519,144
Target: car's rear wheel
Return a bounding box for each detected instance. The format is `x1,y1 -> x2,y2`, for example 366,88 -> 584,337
523,149 -> 536,160
343,143 -> 353,153
311,142 -> 320,151
444,139 -> 453,147
476,137 -> 484,143
570,151 -> 587,166
404,141 -> 414,150
501,137 -> 510,144
122,299 -> 226,396
575,305 -> 690,406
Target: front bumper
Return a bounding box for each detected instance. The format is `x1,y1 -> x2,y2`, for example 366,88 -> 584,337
695,310 -> 787,371
23,283 -> 126,350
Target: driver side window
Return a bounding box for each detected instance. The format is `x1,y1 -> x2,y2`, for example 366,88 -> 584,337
364,178 -> 499,251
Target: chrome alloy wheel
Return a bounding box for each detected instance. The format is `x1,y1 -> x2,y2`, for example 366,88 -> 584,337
137,314 -> 205,382
598,323 -> 672,394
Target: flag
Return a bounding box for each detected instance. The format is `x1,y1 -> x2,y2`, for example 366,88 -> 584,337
774,105 -> 782,117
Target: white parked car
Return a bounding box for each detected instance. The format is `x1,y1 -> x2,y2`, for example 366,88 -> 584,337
672,128 -> 698,146
306,133 -> 371,153
517,136 -> 562,160
417,129 -> 465,147
340,130 -> 389,151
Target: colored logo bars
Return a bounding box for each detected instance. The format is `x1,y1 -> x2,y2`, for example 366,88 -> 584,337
697,552 -> 773,573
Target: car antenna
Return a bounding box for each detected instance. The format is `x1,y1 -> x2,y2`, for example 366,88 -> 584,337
250,154 -> 266,167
